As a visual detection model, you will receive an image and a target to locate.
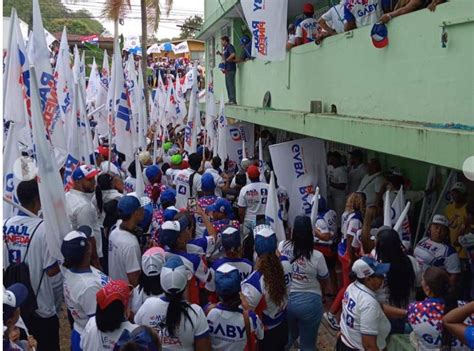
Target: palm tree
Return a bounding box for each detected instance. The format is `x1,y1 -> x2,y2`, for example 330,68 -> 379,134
102,0 -> 173,118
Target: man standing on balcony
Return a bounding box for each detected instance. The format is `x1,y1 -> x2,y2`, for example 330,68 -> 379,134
218,36 -> 237,104
295,3 -> 319,45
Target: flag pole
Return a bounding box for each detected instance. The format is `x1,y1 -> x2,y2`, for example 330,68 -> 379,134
414,165 -> 435,245
394,202 -> 411,232
3,195 -> 39,219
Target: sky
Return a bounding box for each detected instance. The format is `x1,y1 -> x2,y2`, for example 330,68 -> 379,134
61,0 -> 204,39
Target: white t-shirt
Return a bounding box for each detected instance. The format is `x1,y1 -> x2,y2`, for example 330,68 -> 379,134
339,211 -> 363,257
134,296 -> 209,351
237,182 -> 269,222
295,17 -> 319,43
174,168 -> 202,210
329,165 -> 348,198
357,172 -> 384,206
130,287 -> 157,314
347,164 -> 367,194
165,168 -> 180,187
314,209 -> 338,244
320,4 -> 345,34
241,256 -> 292,330
344,0 -> 382,28
3,215 -> 57,318
63,267 -> 110,335
81,318 -> 138,350
414,237 -> 461,274
65,189 -> 103,257
204,168 -> 226,197
207,305 -> 264,351
278,241 -> 329,295
108,227 -> 141,282
124,176 -> 136,194
340,281 -> 391,350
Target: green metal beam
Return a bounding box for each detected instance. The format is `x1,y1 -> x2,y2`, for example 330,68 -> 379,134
224,105 -> 474,171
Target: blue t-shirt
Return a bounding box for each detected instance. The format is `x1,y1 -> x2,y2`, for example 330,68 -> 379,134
466,325 -> 474,349
224,44 -> 237,72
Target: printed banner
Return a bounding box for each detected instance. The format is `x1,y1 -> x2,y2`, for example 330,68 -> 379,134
225,122 -> 255,171
269,138 -> 327,226
241,0 -> 288,61
173,41 -> 190,54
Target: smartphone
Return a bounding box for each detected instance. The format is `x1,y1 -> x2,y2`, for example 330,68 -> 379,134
187,197 -> 197,212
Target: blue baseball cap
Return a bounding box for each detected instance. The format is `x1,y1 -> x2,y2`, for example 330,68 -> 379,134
163,206 -> 179,221
207,198 -> 234,219
371,23 -> 388,48
159,217 -> 189,247
117,194 -> 143,216
254,225 -> 277,256
201,173 -> 216,192
221,226 -> 241,250
160,188 -> 176,204
3,283 -> 28,322
240,35 -> 250,45
72,165 -> 100,181
215,263 -> 241,296
139,203 -> 154,231
144,165 -> 160,183
352,256 -> 391,278
61,226 -> 92,263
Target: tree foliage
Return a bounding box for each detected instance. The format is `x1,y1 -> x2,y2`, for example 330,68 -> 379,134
179,15 -> 203,39
3,0 -> 105,35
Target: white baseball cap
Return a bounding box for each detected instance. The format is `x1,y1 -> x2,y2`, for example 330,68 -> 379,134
160,256 -> 192,294
431,214 -> 449,228
142,247 -> 165,277
352,257 -> 390,279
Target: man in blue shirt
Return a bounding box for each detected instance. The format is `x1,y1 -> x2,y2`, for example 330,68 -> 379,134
218,36 -> 237,104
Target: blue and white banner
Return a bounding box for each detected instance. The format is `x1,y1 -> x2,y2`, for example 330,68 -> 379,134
241,0 -> 288,61
225,122 -> 255,171
269,138 -> 327,226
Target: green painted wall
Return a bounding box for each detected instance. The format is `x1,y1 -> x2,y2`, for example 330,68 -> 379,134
208,1 -> 474,125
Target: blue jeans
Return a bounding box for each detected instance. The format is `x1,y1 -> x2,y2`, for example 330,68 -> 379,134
287,292 -> 323,351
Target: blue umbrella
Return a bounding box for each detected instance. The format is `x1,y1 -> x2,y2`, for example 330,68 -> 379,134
128,46 -> 142,56
159,42 -> 174,52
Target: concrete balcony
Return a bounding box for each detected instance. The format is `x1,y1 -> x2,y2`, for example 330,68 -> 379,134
208,0 -> 474,170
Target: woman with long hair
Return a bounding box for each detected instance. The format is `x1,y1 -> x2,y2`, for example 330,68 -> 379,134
376,228 -> 420,333
130,247 -> 165,315
81,280 -> 138,350
241,225 -> 292,351
206,263 -> 264,350
324,192 -> 366,331
408,267 -> 459,350
94,173 -> 124,241
279,216 -> 329,350
134,256 -> 211,351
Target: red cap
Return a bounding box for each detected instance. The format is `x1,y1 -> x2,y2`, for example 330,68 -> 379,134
96,146 -> 110,159
181,160 -> 189,170
96,280 -> 131,310
247,165 -> 260,180
303,3 -> 314,13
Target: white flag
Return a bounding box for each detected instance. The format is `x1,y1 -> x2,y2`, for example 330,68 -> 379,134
175,74 -> 187,125
383,190 -> 391,227
241,0 -> 288,61
258,138 -> 266,182
30,65 -> 71,261
96,50 -> 110,136
392,186 -> 411,246
112,38 -> 134,165
3,10 -> 32,149
136,61 -> 148,150
125,56 -> 140,153
266,171 -> 286,242
184,64 -> 199,154
29,0 -> 67,166
86,57 -> 100,108
216,93 -> 228,162
205,80 -> 216,147
242,139 -> 247,160
3,124 -> 21,217
310,187 -> 320,227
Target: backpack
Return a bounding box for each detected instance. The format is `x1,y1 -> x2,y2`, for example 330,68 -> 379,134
3,219 -> 44,318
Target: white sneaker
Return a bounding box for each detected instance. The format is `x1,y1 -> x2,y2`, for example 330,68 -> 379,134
323,312 -> 340,331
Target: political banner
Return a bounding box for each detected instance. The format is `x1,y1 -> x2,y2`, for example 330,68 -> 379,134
173,41 -> 190,55
225,122 -> 255,171
184,64 -> 199,154
216,94 -> 228,163
241,0 -> 288,61
266,171 -> 286,242
3,124 -> 21,217
269,138 -> 327,225
96,50 -> 110,137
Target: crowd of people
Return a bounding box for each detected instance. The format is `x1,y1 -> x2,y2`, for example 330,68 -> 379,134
3,127 -> 474,351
